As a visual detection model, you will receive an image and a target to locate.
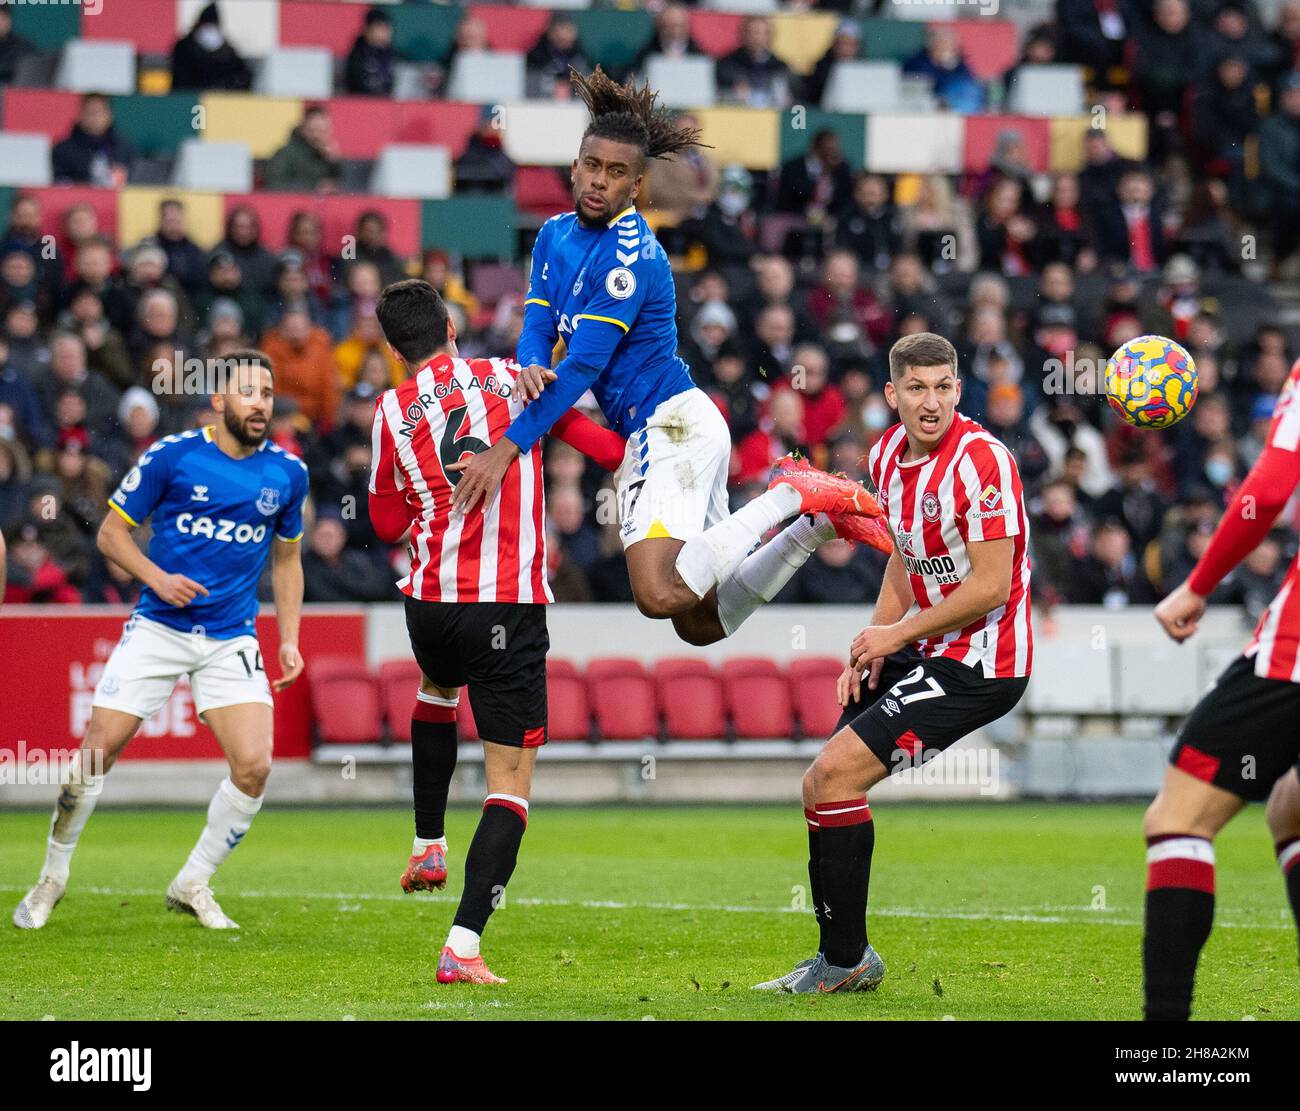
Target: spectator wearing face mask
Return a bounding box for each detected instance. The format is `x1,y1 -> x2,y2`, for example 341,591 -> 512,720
1029,479 -> 1093,606
170,1 -> 252,91
681,165 -> 760,273
1029,396 -> 1114,499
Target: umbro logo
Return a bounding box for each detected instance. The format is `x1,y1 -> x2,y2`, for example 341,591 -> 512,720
191,485 -> 209,502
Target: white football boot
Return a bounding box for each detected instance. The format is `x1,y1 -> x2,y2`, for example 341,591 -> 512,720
166,879 -> 240,929
13,877 -> 66,929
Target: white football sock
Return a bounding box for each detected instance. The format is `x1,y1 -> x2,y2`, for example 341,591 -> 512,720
175,777 -> 263,889
717,515 -> 836,636
42,752 -> 106,883
413,836 -> 447,854
675,483 -> 803,599
446,924 -> 481,959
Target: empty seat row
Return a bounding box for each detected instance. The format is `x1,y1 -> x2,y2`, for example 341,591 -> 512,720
308,655 -> 854,746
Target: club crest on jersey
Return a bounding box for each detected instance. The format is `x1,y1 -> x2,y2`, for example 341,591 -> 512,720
921,492 -> 941,522
256,487 -> 280,516
606,267 -> 635,300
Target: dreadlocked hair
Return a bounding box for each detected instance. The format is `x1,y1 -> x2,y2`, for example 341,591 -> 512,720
570,65 -> 705,161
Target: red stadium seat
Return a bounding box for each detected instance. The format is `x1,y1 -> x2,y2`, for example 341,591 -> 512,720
788,657 -> 846,740
328,99 -> 481,161
1,90 -> 81,143
82,0 -> 176,55
585,658 -> 659,741
514,166 -> 572,219
309,655 -> 382,745
221,193 -> 422,258
934,20 -> 1020,81
962,116 -> 1050,174
467,3 -> 550,54
547,658 -> 592,741
279,1 -> 369,56
377,658 -> 424,744
722,658 -> 794,740
28,186 -> 119,245
690,11 -> 743,58
654,658 -> 726,740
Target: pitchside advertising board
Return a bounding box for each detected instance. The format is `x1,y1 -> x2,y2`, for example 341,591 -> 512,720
0,607 -> 366,759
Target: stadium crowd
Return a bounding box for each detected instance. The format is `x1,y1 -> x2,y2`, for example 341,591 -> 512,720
1,0 -> 1299,623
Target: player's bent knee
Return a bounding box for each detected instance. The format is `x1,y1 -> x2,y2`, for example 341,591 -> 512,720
231,751 -> 273,795
801,767 -> 816,809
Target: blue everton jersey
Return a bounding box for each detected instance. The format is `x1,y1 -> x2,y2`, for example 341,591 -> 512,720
107,427 -> 308,639
506,205 -> 696,452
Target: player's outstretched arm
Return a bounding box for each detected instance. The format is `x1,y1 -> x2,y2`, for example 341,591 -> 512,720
270,536 -> 304,691
1156,439 -> 1300,644
849,537 -> 1013,672
97,508 -> 208,607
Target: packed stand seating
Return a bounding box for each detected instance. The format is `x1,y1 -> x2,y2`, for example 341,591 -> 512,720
0,0 -> 1297,629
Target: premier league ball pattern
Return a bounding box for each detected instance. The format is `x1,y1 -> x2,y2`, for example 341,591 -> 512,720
1104,335 -> 1199,430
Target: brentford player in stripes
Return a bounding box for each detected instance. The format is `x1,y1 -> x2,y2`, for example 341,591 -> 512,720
1145,356 -> 1300,1020
368,280 -> 625,984
756,332 -> 1033,993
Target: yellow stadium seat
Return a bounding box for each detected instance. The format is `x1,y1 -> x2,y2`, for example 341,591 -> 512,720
694,107 -> 779,172
1049,114 -> 1148,173
118,187 -> 226,252
771,12 -> 839,77
138,68 -> 172,96
200,93 -> 304,160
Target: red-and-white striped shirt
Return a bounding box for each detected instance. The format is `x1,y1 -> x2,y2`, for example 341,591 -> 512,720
369,354 -> 552,604
866,412 -> 1033,678
1234,361 -> 1300,679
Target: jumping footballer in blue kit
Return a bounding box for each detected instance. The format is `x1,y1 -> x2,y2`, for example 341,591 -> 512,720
14,351 -> 307,934
450,67 -> 883,647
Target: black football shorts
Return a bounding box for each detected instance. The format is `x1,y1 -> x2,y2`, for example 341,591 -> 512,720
836,647 -> 1028,774
403,597 -> 549,747
1169,652 -> 1300,802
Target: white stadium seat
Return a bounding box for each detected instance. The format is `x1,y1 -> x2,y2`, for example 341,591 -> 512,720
866,113 -> 964,174
172,139 -> 253,193
57,40 -> 136,95
500,101 -> 588,167
823,61 -> 903,113
1024,640 -> 1114,715
391,63 -> 431,102
370,144 -> 452,200
645,55 -> 717,109
709,0 -> 779,12
177,0 -> 279,59
1113,642 -> 1202,715
449,51 -> 525,104
0,134 -> 53,187
256,47 -> 334,99
1007,64 -> 1086,117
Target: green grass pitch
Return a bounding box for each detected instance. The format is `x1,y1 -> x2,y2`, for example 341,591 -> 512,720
0,803 -> 1295,1020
